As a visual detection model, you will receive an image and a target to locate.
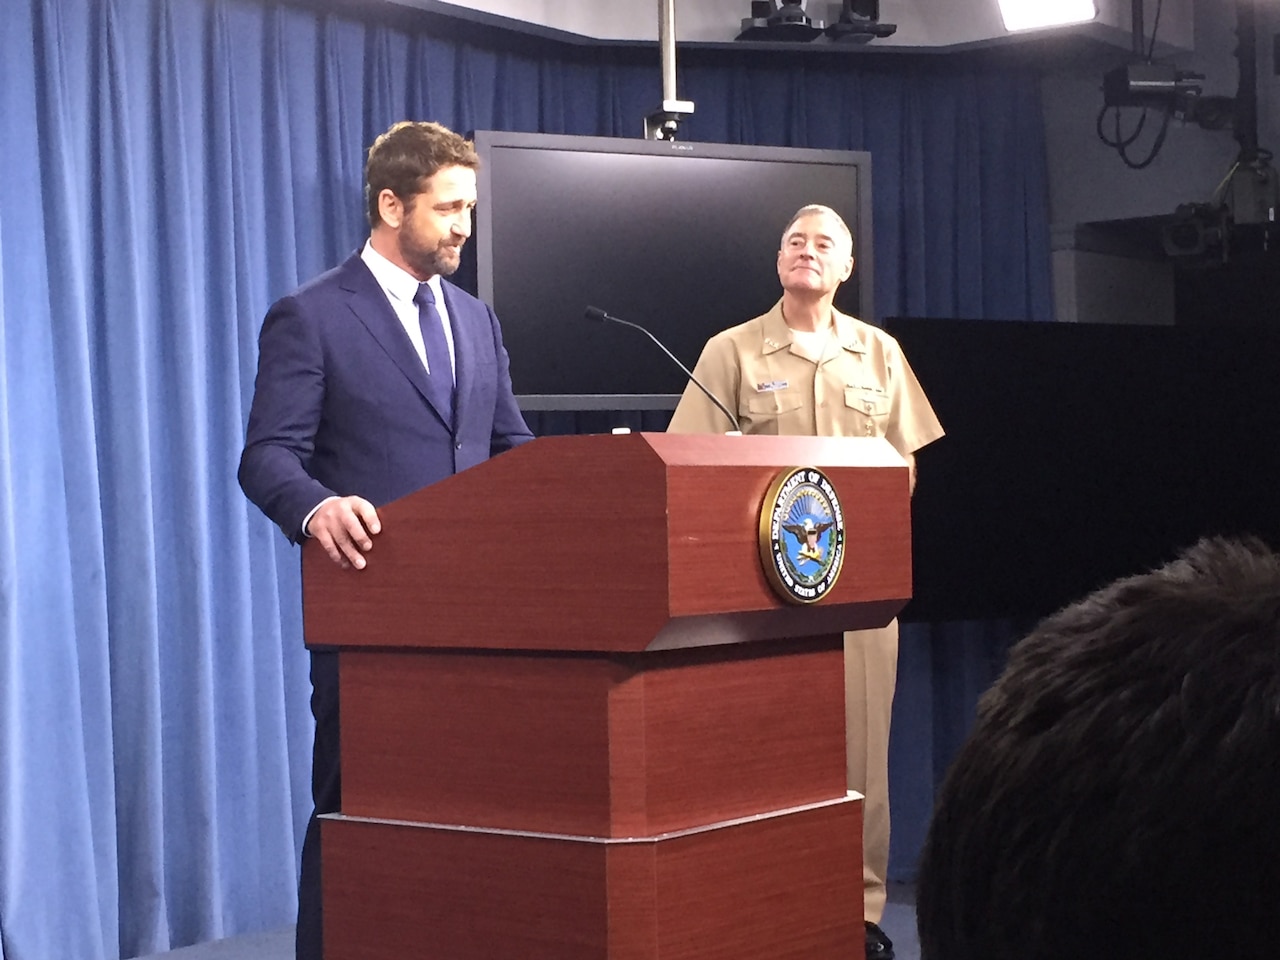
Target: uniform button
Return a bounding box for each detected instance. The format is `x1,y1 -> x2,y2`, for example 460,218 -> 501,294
864,402 -> 873,412
455,441 -> 463,450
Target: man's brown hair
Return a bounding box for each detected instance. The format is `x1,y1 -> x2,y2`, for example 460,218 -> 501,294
364,121 -> 479,226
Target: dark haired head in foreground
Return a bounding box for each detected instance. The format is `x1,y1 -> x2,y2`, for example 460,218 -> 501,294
917,536 -> 1280,960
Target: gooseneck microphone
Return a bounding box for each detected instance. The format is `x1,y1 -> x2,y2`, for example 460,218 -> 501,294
584,306 -> 742,434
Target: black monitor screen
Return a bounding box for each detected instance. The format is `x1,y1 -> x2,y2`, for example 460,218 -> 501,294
473,132 -> 874,399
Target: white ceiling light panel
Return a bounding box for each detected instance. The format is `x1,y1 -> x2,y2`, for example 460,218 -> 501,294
998,0 -> 1097,32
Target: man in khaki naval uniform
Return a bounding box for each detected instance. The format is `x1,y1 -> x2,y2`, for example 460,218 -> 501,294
667,204 -> 943,960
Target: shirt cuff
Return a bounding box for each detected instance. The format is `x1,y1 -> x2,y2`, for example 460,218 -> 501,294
301,496 -> 340,538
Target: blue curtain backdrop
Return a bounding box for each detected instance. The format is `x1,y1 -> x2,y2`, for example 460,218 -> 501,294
0,0 -> 1052,956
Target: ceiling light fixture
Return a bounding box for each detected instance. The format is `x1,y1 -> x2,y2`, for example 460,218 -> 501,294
825,0 -> 897,43
997,0 -> 1097,33
736,1 -> 824,43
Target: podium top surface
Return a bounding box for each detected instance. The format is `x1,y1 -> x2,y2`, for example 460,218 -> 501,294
302,433 -> 912,653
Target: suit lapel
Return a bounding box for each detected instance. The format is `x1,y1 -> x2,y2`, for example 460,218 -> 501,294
337,254 -> 448,425
441,281 -> 475,431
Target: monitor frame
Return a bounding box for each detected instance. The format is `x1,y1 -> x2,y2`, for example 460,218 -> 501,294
473,131 -> 875,408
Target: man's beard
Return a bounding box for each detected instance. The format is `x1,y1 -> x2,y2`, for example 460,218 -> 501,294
405,239 -> 462,278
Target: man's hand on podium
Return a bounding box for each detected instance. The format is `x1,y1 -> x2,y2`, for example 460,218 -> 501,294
306,495 -> 381,570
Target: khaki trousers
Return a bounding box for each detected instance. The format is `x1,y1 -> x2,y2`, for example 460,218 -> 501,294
845,621 -> 899,924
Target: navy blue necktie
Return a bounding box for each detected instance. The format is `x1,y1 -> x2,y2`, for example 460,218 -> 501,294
413,282 -> 455,425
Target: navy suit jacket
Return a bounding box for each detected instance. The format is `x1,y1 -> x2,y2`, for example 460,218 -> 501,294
239,251 -> 533,541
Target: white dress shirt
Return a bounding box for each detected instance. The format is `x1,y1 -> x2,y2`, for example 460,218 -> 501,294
359,240 -> 457,377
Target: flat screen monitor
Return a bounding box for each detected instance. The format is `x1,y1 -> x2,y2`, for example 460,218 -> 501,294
471,132 -> 874,401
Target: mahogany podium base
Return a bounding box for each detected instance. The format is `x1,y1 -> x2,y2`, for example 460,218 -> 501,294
300,435 -> 908,959
322,795 -> 863,960
325,637 -> 865,958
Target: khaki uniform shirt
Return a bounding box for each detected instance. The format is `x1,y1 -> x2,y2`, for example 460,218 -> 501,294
668,300 -> 944,458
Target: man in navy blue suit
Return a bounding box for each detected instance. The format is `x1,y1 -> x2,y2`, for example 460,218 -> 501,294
239,120 -> 533,960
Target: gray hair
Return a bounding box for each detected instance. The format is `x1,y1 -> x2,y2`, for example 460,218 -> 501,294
780,204 -> 854,254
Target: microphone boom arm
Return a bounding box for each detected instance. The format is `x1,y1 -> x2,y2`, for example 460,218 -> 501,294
584,306 -> 742,433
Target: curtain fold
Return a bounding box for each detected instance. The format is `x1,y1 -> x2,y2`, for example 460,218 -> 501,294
0,0 -> 1054,956
5,1 -> 122,957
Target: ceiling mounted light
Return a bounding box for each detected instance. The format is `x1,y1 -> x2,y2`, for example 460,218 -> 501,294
998,0 -> 1097,32
736,1 -> 824,42
826,0 -> 897,43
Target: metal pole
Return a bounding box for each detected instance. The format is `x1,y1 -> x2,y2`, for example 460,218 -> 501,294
1132,0 -> 1146,58
644,0 -> 693,140
1234,0 -> 1258,159
660,0 -> 677,103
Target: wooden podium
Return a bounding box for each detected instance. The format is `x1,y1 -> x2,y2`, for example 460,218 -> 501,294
302,432 -> 913,960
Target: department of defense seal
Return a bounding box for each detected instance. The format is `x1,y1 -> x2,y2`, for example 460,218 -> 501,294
758,466 -> 846,604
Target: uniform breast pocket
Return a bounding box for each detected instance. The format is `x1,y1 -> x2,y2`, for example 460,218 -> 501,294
745,391 -> 803,435
843,388 -> 890,436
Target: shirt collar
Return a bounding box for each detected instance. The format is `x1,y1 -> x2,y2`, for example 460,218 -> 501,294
360,240 -> 444,307
760,301 -> 792,354
759,299 -> 867,355
832,309 -> 867,354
